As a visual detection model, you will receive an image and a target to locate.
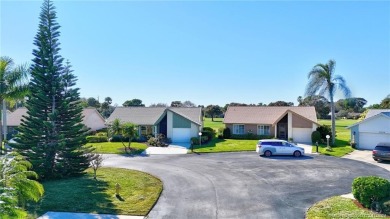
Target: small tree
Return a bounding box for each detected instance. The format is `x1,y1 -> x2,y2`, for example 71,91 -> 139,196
205,105 -> 223,121
0,152 -> 44,218
89,153 -> 104,180
121,122 -> 138,153
109,118 -> 122,138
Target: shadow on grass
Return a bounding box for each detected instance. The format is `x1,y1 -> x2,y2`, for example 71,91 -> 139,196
193,138 -> 226,150
27,174 -> 118,217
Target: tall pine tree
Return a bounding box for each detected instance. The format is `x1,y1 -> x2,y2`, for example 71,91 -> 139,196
13,0 -> 91,179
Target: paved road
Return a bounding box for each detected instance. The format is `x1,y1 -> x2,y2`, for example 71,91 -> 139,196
103,152 -> 390,219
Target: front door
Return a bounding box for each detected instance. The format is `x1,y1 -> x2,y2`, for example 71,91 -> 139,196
278,123 -> 287,140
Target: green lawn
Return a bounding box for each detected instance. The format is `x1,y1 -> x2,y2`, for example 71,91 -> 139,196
306,196 -> 387,219
27,168 -> 162,218
312,119 -> 356,157
193,138 -> 258,153
87,142 -> 147,154
203,117 -> 224,132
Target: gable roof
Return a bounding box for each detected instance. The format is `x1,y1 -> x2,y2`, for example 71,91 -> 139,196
106,107 -> 166,125
7,107 -> 28,126
168,107 -> 202,125
7,107 -> 106,129
366,109 -> 390,119
223,106 -> 318,125
106,107 -> 202,126
347,112 -> 390,129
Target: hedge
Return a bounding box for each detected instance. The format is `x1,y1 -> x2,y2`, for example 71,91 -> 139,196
86,136 -> 108,143
352,176 -> 390,208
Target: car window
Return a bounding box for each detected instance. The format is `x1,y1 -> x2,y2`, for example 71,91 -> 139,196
375,146 -> 390,151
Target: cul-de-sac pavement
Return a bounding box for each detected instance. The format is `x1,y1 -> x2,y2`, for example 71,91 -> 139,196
103,152 -> 390,219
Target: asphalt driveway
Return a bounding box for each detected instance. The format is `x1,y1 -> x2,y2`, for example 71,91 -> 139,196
103,152 -> 390,219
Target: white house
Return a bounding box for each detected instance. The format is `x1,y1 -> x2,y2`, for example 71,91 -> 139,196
347,109 -> 390,150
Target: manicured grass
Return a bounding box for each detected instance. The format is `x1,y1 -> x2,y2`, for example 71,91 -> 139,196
203,117 -> 224,132
87,142 -> 147,154
306,196 -> 387,219
193,138 -> 258,153
311,119 -> 356,157
27,168 -> 162,218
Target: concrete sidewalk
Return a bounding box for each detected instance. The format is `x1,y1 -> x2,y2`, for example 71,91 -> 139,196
143,143 -> 190,155
342,149 -> 390,172
38,212 -> 144,219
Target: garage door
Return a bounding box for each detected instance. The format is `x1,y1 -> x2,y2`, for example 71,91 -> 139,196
359,133 -> 390,150
172,128 -> 191,143
292,128 -> 312,143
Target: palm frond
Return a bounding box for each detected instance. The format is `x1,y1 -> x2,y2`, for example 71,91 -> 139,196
333,75 -> 351,98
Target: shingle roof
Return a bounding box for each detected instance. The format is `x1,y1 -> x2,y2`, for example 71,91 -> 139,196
106,107 -> 166,125
168,107 -> 202,125
347,111 -> 390,129
223,106 -> 318,125
106,107 -> 203,126
7,107 -> 27,126
7,107 -> 105,129
366,109 -> 390,119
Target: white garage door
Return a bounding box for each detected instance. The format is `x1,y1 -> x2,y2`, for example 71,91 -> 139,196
359,133 -> 390,150
172,128 -> 191,143
292,128 -> 312,143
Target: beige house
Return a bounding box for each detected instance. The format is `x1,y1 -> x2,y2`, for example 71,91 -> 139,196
7,107 -> 106,138
223,106 -> 319,143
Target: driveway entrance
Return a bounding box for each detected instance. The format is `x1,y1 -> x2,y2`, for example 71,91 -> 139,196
103,153 -> 389,219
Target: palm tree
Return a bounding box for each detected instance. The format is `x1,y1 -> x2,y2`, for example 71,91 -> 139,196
305,59 -> 351,145
0,56 -> 29,154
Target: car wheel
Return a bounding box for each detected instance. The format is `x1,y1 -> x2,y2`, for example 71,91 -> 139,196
293,151 -> 301,157
264,150 -> 272,157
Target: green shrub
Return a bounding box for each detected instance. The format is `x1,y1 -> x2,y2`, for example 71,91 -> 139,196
202,131 -> 213,142
147,135 -> 168,147
218,127 -> 224,136
217,134 -> 224,139
96,132 -> 107,137
110,135 -> 129,142
191,137 -> 200,145
352,176 -> 390,208
223,127 -> 231,139
86,136 -> 108,143
381,197 -> 390,215
311,131 -> 321,144
191,136 -> 208,145
316,125 -> 332,142
230,134 -> 272,140
203,127 -> 216,137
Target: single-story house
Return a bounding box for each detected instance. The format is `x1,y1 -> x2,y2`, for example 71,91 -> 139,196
347,109 -> 390,150
7,107 -> 106,138
106,107 -> 203,143
223,106 -> 319,143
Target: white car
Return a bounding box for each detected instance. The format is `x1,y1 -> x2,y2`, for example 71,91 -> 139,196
256,139 -> 304,157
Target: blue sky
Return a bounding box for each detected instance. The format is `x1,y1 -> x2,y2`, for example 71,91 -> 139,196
1,0 -> 389,107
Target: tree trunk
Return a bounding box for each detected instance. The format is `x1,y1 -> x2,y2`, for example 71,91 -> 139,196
2,100 -> 7,143
330,95 -> 336,145
211,114 -> 214,122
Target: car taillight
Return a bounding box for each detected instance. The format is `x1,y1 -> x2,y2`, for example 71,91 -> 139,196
373,150 -> 377,154
257,144 -> 261,148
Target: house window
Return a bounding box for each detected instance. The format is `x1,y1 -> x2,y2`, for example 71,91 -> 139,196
258,125 -> 270,135
140,126 -> 147,135
233,124 -> 245,135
